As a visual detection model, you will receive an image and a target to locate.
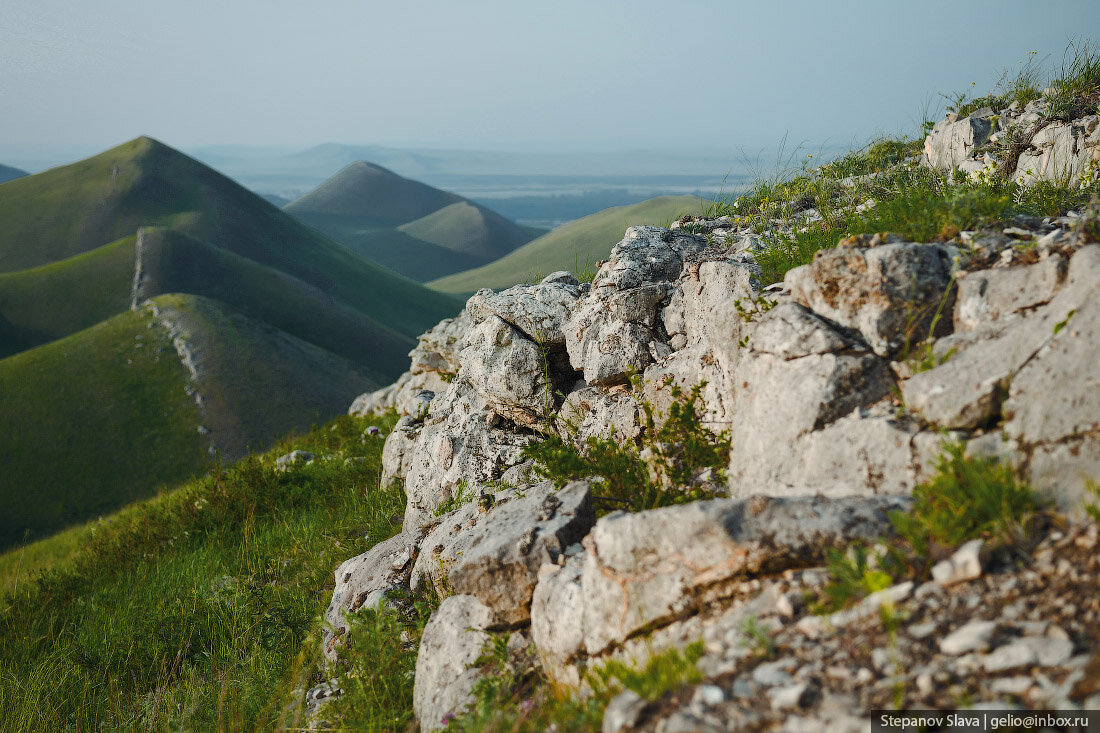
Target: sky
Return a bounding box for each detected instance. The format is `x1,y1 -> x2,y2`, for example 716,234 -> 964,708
2,0 -> 1099,157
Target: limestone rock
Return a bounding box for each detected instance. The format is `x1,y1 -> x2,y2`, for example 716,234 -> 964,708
275,450 -> 313,471
466,272 -> 582,344
409,311 -> 472,376
923,113 -> 994,170
786,242 -> 956,358
939,620 -> 997,655
411,481 -> 595,625
323,530 -> 422,663
932,539 -> 984,586
531,495 -> 907,665
458,315 -> 550,428
954,256 -> 1068,332
401,380 -> 536,531
557,385 -> 644,446
380,415 -> 421,486
413,594 -> 493,731
564,226 -> 707,385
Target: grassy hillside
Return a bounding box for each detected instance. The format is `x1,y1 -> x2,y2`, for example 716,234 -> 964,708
0,165 -> 27,185
0,235 -> 136,358
0,137 -> 458,341
429,195 -> 707,293
0,293 -> 377,550
0,413 -> 407,731
285,161 -> 533,281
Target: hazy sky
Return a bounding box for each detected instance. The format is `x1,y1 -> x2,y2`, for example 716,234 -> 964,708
2,0 -> 1098,154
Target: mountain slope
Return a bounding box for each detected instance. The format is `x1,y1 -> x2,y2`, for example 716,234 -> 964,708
429,195 -> 706,293
0,293 -> 377,549
0,165 -> 27,185
0,137 -> 459,341
284,162 -> 532,281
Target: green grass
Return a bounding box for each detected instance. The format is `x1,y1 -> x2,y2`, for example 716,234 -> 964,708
0,412 -> 403,731
0,293 -> 379,551
428,195 -> 707,294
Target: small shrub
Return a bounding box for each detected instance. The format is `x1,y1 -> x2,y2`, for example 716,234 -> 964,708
816,544 -> 896,613
524,381 -> 730,514
890,441 -> 1043,560
739,616 -> 777,659
1084,480 -> 1100,523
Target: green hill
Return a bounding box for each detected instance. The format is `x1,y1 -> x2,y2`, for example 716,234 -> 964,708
0,293 -> 377,550
0,137 -> 458,341
428,195 -> 706,294
284,161 -> 532,281
0,165 -> 27,185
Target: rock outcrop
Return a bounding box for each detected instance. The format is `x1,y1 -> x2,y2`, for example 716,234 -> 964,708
330,110 -> 1100,729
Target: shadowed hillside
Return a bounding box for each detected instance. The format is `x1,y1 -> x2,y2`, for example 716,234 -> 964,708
285,162 -> 533,281
0,165 -> 27,185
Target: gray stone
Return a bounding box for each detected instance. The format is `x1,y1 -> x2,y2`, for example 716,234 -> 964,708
466,273 -> 582,344
401,380 -> 536,530
602,689 -> 648,733
531,494 -> 906,664
275,450 -> 313,471
753,658 -> 796,687
557,385 -> 644,447
380,415 -> 421,487
565,284 -> 668,385
413,595 -> 493,731
786,242 -> 956,358
769,682 -> 810,710
530,553 -> 586,680
932,539 -> 984,586
323,530 -> 422,663
459,315 -> 550,428
409,311 -> 472,376
411,481 -> 594,625
954,257 -> 1068,332
939,620 -> 997,655
983,636 -> 1075,672
923,114 -> 994,170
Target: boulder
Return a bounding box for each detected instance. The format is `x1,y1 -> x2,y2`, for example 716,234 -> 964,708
922,112 -> 994,170
322,530 -> 422,663
413,594 -> 494,731
465,272 -> 583,344
564,226 -> 708,385
411,481 -> 595,625
409,310 -> 472,376
530,494 -> 908,666
380,415 -> 421,486
786,242 -> 956,358
458,315 -> 550,428
725,304 -> 896,496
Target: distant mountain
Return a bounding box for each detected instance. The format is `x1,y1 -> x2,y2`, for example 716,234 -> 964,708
284,162 -> 533,282
0,137 -> 461,547
429,195 -> 706,294
0,164 -> 27,185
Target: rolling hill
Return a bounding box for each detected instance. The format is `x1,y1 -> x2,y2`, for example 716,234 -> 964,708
0,137 -> 463,548
0,165 -> 27,185
284,161 -> 533,281
428,195 -> 707,294
0,292 -> 377,549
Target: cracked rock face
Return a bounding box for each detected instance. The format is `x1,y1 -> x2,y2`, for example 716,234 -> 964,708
564,226 -> 708,385
400,380 -> 536,531
459,315 -> 550,428
411,480 -> 595,626
465,272 -> 583,345
530,494 -> 908,670
786,242 -> 956,358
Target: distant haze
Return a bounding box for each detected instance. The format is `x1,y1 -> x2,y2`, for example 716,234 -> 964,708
1,1 -> 1098,167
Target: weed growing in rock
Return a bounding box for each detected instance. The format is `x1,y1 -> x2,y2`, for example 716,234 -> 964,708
739,616 -> 778,659
1085,480 -> 1100,523
524,381 -> 730,514
890,441 -> 1043,561
816,544 -> 897,613
446,637 -> 704,732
